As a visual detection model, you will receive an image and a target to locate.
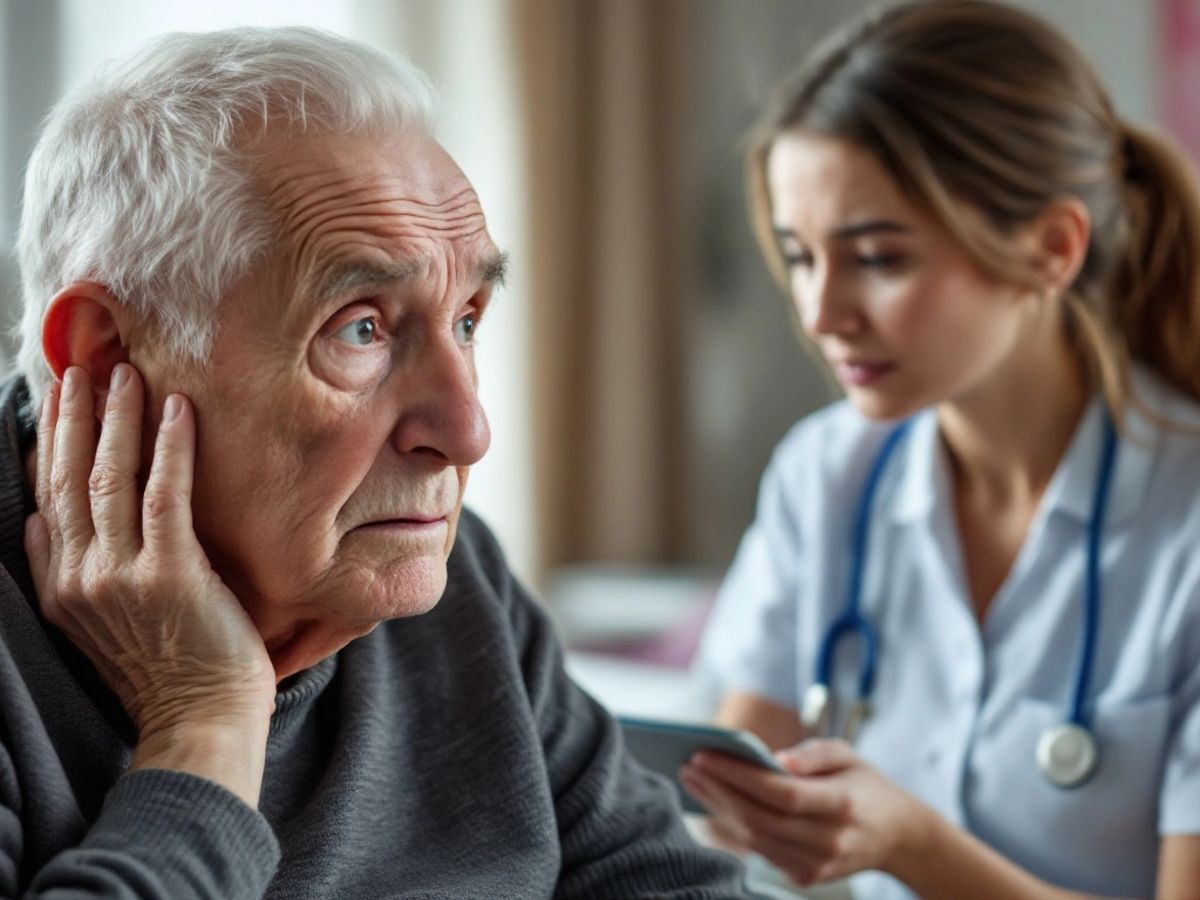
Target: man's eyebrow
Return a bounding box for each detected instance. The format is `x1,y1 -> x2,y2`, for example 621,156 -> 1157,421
479,251 -> 509,287
315,259 -> 423,305
314,251 -> 510,305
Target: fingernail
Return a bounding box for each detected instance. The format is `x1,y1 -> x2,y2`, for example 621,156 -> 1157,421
110,364 -> 129,393
61,367 -> 80,402
163,394 -> 182,424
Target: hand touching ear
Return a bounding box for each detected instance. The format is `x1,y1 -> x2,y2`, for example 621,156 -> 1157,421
26,364 -> 276,807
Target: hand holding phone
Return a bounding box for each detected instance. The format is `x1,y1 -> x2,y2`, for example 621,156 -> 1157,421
618,715 -> 784,814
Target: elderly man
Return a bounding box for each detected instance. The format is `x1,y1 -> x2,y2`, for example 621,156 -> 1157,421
0,27 -> 752,899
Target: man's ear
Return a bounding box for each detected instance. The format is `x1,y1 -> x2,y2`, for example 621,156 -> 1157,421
1024,196 -> 1091,295
41,282 -> 133,404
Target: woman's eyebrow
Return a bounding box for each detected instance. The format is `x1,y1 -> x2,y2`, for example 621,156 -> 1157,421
772,220 -> 911,241
829,220 -> 910,240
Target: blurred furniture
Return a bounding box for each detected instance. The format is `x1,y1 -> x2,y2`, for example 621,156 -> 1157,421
554,565 -> 852,900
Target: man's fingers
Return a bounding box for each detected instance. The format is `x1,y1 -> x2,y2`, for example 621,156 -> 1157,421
142,394 -> 197,557
35,383 -> 59,511
89,364 -> 144,558
35,384 -> 61,560
24,513 -> 51,603
690,751 -> 848,818
50,367 -> 97,556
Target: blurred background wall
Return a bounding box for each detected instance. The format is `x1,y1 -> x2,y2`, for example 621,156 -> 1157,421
512,0 -> 1163,615
0,0 -> 1174,613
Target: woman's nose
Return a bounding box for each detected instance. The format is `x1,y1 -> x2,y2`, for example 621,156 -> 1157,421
798,272 -> 862,338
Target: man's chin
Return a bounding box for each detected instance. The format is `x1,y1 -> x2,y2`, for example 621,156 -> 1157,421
360,558 -> 450,621
245,554 -> 451,677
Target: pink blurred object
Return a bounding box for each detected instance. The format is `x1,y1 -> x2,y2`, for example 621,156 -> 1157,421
568,592 -> 717,669
1163,0 -> 1200,160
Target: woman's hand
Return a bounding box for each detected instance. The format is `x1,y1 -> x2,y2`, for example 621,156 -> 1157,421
24,364 -> 276,804
680,738 -> 936,887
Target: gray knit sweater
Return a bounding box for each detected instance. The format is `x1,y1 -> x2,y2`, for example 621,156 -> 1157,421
0,376 -> 751,899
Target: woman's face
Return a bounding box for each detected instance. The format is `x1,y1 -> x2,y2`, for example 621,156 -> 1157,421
766,131 -> 1038,420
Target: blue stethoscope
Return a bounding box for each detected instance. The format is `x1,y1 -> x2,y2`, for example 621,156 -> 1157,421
799,414 -> 1118,789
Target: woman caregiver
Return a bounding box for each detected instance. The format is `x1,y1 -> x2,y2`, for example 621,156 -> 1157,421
688,2 -> 1200,898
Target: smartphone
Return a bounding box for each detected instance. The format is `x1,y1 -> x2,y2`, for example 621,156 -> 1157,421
617,715 -> 785,814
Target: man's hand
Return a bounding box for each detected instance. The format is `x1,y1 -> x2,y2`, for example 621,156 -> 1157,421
24,364 -> 277,807
680,738 -> 937,887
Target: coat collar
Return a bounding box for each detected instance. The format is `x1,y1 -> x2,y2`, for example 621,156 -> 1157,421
887,369 -> 1169,529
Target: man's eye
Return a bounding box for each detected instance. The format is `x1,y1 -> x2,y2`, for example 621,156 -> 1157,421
454,314 -> 479,345
333,317 -> 378,346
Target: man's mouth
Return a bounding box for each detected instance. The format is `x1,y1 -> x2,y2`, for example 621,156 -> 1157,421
359,515 -> 449,528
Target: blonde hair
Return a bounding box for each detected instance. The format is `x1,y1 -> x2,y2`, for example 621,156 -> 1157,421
747,0 -> 1200,417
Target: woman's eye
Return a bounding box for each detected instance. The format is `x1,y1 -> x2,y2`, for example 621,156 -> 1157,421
857,253 -> 905,271
454,314 -> 479,345
333,316 -> 379,346
779,243 -> 813,268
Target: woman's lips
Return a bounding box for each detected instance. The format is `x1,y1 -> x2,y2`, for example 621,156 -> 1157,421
833,360 -> 896,387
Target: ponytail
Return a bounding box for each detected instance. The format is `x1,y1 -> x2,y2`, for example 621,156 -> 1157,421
1108,123 -> 1200,402
745,0 -> 1200,415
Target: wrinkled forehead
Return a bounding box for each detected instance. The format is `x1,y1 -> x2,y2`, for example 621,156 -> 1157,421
248,129 -> 495,297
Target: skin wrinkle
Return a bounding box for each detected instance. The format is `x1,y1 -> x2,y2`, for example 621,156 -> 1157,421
284,207 -> 490,316
314,259 -> 424,308
144,129 -> 499,678
254,157 -> 493,344
211,264 -> 455,564
289,193 -> 487,249
313,251 -> 508,312
268,168 -> 486,279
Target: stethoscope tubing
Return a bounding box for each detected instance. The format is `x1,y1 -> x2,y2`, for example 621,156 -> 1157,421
1072,415 -> 1117,728
813,411 -> 1117,743
815,420 -> 914,699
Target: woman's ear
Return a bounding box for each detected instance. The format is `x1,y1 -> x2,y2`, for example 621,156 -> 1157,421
41,282 -> 133,407
1025,196 -> 1091,295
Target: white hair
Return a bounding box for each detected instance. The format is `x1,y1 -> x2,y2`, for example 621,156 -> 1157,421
15,27 -> 437,405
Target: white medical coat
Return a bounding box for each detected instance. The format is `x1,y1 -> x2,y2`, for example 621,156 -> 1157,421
697,368 -> 1200,898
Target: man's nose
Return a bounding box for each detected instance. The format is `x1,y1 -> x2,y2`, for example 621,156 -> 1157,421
390,340 -> 491,466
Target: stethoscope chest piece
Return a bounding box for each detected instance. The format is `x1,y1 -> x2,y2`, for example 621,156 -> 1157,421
1036,722 -> 1099,788
801,683 -> 832,735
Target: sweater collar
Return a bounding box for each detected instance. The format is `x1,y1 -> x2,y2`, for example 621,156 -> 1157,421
0,376 -> 37,595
